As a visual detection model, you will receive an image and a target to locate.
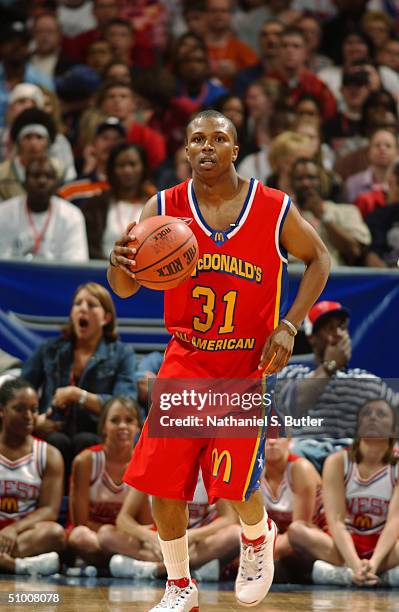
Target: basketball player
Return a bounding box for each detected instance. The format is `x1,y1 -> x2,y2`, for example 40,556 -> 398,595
262,436 -> 325,561
0,378 -> 65,575
288,399 -> 399,587
108,110 -> 330,610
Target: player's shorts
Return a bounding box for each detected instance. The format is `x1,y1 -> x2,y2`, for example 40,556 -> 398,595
124,338 -> 275,504
124,419 -> 267,504
350,532 -> 380,559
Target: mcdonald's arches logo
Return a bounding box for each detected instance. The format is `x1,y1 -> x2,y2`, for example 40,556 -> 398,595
354,514 -> 372,530
212,232 -> 226,245
0,497 -> 18,513
211,449 -> 232,483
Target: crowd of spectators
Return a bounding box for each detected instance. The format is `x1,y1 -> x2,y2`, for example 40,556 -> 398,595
0,0 -> 399,268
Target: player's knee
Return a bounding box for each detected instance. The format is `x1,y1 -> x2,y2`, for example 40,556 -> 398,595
287,520 -> 308,551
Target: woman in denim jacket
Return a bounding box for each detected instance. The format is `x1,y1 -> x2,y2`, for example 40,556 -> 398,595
21,282 -> 137,477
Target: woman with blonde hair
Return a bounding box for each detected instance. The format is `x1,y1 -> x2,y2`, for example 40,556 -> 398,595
21,282 -> 137,478
266,131 -> 313,197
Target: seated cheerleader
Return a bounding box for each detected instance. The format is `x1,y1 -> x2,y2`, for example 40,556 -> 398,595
67,396 -> 143,567
0,378 -> 65,575
288,398 -> 399,586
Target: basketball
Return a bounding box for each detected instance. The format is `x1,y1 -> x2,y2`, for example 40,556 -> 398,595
127,215 -> 199,290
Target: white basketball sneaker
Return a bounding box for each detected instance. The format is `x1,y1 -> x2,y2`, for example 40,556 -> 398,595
149,578 -> 199,612
235,518 -> 277,607
109,554 -> 157,579
312,560 -> 353,586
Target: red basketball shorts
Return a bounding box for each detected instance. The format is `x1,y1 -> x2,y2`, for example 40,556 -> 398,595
123,419 -> 266,505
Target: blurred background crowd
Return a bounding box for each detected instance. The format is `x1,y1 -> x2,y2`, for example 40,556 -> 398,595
0,0 -> 399,268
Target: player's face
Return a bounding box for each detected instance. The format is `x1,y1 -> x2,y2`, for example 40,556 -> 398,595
186,118 -> 238,177
1,388 -> 38,437
357,400 -> 395,439
102,401 -> 139,446
71,288 -> 111,341
265,437 -> 289,464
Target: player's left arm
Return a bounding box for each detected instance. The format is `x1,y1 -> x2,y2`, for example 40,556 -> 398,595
368,479 -> 399,576
259,204 -> 331,374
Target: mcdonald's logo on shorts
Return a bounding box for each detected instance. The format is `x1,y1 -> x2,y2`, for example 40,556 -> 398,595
354,514 -> 372,530
211,449 -> 232,483
0,497 -> 18,513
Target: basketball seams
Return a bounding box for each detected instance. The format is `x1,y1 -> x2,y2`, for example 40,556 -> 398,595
134,234 -> 196,274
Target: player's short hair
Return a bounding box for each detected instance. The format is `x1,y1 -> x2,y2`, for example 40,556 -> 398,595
0,378 -> 35,407
186,110 -> 238,144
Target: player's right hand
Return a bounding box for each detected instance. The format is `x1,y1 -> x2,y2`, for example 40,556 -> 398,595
110,221 -> 138,279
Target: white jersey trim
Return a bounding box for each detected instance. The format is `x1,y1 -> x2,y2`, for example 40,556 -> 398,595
275,193 -> 290,264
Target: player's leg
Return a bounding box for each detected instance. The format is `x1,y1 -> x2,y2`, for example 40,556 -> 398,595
231,489 -> 277,607
123,418 -> 202,611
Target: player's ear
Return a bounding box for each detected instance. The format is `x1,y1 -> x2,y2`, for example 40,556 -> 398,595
232,144 -> 239,162
185,145 -> 190,161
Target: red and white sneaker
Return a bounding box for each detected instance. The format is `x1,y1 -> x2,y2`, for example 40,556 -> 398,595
235,519 -> 277,607
149,577 -> 199,612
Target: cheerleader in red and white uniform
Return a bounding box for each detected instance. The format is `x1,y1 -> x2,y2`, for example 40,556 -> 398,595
288,398 -> 399,587
261,436 -> 324,561
0,378 -> 65,575
67,396 -> 144,566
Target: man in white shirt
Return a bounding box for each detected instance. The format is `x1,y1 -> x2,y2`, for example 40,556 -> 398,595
0,156 -> 89,262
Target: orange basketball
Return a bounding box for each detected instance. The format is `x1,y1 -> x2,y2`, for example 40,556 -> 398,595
127,216 -> 199,290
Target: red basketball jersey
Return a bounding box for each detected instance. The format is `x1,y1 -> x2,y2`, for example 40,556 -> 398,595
157,178 -> 291,378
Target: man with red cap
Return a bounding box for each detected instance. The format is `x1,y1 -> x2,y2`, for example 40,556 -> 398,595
278,300 -> 390,472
